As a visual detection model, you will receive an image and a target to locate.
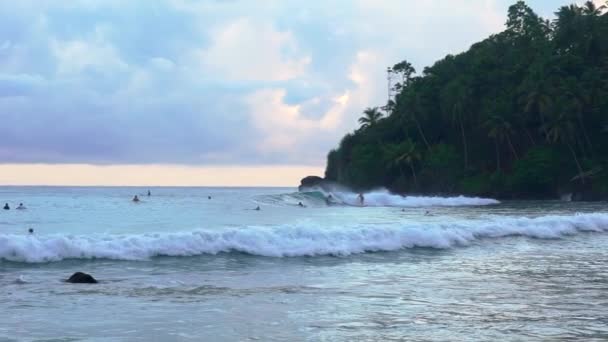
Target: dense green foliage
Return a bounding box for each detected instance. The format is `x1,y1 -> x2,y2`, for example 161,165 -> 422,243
325,1 -> 608,199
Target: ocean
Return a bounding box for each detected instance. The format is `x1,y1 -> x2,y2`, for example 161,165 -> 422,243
1,186 -> 607,341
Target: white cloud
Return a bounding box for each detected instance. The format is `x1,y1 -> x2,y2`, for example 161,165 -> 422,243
149,57 -> 175,71
51,37 -> 128,75
196,18 -> 311,82
243,50 -> 385,162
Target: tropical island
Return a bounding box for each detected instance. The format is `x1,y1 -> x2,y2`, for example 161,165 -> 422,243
313,1 -> 608,200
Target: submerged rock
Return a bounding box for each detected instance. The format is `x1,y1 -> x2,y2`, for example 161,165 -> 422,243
66,272 -> 98,284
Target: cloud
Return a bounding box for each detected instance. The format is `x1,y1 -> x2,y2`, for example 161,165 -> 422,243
0,0 -> 544,168
50,35 -> 128,75
241,50 -> 391,165
0,73 -> 45,97
198,18 -> 311,82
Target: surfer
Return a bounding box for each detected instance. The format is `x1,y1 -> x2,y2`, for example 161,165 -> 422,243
254,206 -> 260,211
298,202 -> 305,207
358,193 -> 365,206
132,195 -> 140,202
325,195 -> 333,205
16,203 -> 26,210
3,203 -> 9,210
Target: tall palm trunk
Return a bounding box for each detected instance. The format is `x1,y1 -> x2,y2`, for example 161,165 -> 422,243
506,135 -> 519,160
523,126 -> 537,146
539,112 -> 549,139
494,139 -> 501,172
574,131 -> 588,159
576,114 -> 594,156
413,115 -> 431,151
566,141 -> 585,184
409,163 -> 418,189
459,116 -> 468,170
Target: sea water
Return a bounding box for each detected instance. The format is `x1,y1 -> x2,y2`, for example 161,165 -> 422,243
1,186 -> 607,341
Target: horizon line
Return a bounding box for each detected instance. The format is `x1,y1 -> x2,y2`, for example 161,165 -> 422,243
0,163 -> 324,187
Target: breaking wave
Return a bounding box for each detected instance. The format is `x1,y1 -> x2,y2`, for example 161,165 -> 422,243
1,213 -> 607,263
260,188 -> 499,207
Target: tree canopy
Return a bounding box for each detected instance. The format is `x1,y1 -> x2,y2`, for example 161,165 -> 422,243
325,1 -> 608,199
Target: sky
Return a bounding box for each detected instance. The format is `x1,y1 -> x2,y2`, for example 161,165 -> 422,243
0,0 -> 600,186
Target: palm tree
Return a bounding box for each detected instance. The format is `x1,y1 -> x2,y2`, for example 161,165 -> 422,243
485,116 -> 504,171
542,113 -> 586,184
400,142 -> 421,188
582,1 -> 602,16
553,4 -> 583,53
523,79 -> 552,137
485,115 -> 518,172
383,141 -> 420,188
561,79 -> 593,156
440,79 -> 471,171
554,2 -> 603,58
399,91 -> 431,151
452,88 -> 470,171
358,107 -> 383,129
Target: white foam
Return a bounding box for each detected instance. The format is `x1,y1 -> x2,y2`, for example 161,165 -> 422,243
1,213 -> 607,263
14,275 -> 28,284
330,188 -> 499,207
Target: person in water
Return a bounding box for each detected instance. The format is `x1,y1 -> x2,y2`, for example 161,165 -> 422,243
254,206 -> 260,211
358,193 -> 365,206
298,202 -> 305,207
208,196 -> 212,200
28,228 -> 34,234
132,195 -> 140,202
16,203 -> 26,210
147,190 -> 151,196
3,203 -> 9,210
325,194 -> 333,205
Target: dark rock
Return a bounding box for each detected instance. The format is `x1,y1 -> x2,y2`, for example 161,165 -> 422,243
66,272 -> 98,284
298,176 -> 325,191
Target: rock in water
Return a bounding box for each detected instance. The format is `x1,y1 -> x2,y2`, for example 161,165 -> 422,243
298,176 -> 325,191
66,272 -> 98,284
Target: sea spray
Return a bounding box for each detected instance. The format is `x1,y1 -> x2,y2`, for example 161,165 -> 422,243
334,189 -> 499,207
269,187 -> 499,207
1,213 -> 607,263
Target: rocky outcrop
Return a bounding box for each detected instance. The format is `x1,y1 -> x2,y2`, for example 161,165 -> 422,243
298,176 -> 325,191
66,272 -> 98,284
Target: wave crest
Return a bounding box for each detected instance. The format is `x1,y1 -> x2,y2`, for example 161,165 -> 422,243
1,213 -> 607,263
263,188 -> 499,207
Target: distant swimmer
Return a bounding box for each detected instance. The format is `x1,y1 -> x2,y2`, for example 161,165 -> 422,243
358,193 -> 365,206
298,202 -> 305,207
3,203 -> 9,210
424,210 -> 433,216
28,228 -> 34,234
132,195 -> 140,202
208,196 -> 212,200
147,190 -> 151,196
16,203 -> 26,210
